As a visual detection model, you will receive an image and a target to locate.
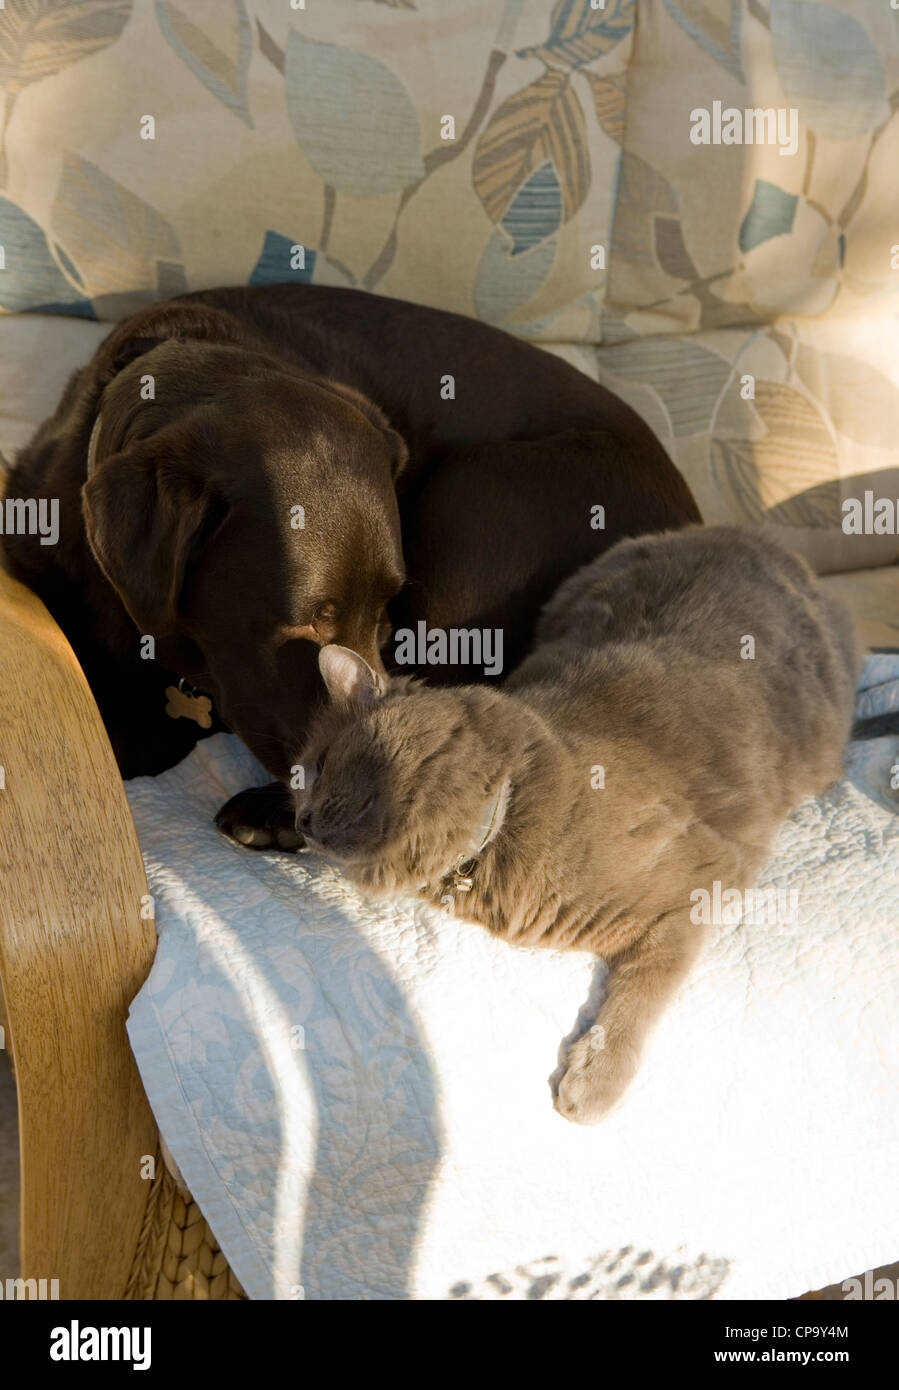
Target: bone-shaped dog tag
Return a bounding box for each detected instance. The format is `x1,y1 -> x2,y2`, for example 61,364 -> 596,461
165,684 -> 213,728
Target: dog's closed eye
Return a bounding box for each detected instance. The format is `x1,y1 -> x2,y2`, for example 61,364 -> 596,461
274,603 -> 340,647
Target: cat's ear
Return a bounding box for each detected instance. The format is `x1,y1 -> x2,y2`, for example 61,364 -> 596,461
319,644 -> 386,708
472,777 -> 512,852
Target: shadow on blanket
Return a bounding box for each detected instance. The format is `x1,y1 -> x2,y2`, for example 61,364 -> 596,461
125,734 -> 444,1300
448,1246 -> 731,1300
268,871 -> 444,1300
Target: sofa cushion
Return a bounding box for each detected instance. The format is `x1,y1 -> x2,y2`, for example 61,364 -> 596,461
607,0 -> 899,333
819,568 -> 899,651
3,1 -> 899,578
589,315 -> 899,574
595,0 -> 899,573
0,0 -> 633,337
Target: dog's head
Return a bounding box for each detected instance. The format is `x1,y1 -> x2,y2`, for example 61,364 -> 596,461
81,329 -> 407,777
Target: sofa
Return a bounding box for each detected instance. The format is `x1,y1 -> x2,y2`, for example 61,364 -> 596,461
0,0 -> 897,1300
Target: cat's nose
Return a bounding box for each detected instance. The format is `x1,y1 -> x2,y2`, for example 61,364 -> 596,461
297,794 -> 377,851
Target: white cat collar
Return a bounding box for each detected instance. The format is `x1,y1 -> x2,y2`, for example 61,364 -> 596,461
450,778 -> 512,893
472,778 -> 511,853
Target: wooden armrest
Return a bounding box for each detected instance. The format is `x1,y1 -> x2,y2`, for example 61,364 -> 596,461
0,566 -> 158,1298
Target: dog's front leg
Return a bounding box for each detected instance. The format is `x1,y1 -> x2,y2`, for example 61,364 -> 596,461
215,781 -> 301,851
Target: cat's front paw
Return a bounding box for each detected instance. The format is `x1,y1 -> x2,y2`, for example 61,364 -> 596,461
554,1027 -> 640,1125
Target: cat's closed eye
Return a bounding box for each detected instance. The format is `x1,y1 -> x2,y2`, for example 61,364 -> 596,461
300,749 -> 327,793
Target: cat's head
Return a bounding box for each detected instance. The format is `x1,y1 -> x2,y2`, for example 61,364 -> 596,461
295,645 -> 516,894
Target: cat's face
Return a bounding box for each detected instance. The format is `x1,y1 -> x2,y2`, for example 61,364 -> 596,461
295,646 -> 513,893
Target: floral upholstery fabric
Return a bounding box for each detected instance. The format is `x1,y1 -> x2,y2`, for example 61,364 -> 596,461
1,0 -> 898,574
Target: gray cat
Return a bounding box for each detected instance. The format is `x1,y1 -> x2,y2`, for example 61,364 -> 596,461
296,526 -> 861,1123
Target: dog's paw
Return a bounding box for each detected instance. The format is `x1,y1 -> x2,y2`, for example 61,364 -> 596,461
554,1027 -> 640,1126
214,782 -> 301,851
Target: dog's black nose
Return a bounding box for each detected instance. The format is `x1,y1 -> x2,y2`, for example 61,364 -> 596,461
297,809 -> 313,836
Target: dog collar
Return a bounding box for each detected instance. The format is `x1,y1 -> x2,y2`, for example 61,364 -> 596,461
164,677 -> 215,729
85,413 -> 103,478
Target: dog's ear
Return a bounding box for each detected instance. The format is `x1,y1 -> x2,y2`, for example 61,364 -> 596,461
105,335 -> 165,375
319,644 -> 386,707
91,332 -> 166,391
82,442 -> 227,635
380,425 -> 408,482
91,303 -> 255,391
319,379 -> 409,481
379,425 -> 408,482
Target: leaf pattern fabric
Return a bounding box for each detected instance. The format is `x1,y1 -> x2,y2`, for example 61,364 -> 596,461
473,69 -> 590,231
0,0 -> 133,97
0,0 -> 897,572
156,0 -> 254,129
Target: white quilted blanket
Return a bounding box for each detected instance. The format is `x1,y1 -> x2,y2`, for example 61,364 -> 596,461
125,656 -> 899,1301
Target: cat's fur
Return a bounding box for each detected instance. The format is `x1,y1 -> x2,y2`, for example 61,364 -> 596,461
297,526 -> 861,1123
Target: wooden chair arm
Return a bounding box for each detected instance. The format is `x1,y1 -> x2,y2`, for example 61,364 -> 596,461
0,565 -> 158,1298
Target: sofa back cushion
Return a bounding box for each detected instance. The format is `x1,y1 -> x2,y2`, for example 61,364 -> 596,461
0,0 -> 630,337
597,0 -> 899,573
1,0 -> 898,574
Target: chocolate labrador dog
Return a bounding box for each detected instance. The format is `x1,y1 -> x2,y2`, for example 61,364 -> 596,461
3,284 -> 700,846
